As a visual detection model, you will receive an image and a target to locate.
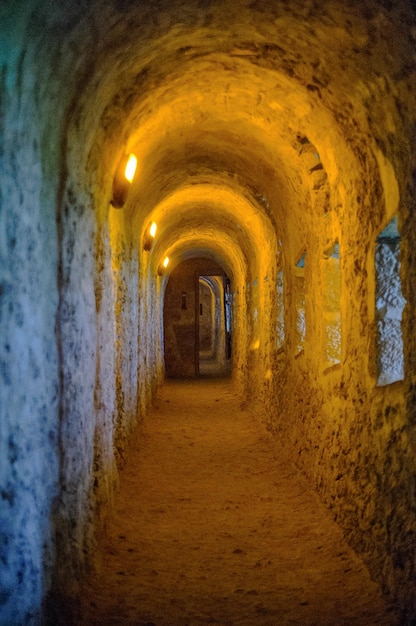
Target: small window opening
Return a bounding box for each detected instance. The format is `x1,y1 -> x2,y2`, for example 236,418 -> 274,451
375,217 -> 405,386
181,292 -> 187,310
276,269 -> 285,349
323,242 -> 341,366
295,252 -> 306,354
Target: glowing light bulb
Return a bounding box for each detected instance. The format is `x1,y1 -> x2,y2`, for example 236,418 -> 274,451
163,256 -> 169,268
150,222 -> 157,238
124,153 -> 137,183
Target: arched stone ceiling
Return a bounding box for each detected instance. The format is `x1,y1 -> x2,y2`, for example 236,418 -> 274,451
51,0 -> 415,266
151,227 -> 247,283
140,183 -> 277,279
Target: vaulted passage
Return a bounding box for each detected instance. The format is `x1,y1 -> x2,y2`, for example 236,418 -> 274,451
1,1 -> 416,624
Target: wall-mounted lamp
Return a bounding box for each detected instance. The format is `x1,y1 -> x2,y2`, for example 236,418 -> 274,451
150,221 -> 157,238
158,256 -> 170,276
143,221 -> 158,251
110,153 -> 137,208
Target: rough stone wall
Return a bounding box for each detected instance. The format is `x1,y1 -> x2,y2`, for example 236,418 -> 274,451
1,0 -> 416,622
138,258 -> 164,416
0,6 -> 167,621
396,166 -> 416,621
0,10 -> 63,623
0,93 -> 59,622
268,169 -> 416,621
48,166 -> 164,622
109,212 -> 141,468
92,221 -> 118,534
52,180 -> 98,612
227,265 -> 251,397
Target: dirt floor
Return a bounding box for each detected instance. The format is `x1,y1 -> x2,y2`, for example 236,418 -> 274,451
79,379 -> 398,626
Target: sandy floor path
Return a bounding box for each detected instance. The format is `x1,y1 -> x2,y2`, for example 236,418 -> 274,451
79,379 -> 398,626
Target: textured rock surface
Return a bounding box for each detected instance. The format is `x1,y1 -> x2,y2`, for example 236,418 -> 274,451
0,0 -> 415,623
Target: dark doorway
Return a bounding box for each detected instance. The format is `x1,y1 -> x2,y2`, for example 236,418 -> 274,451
163,259 -> 232,378
198,275 -> 232,378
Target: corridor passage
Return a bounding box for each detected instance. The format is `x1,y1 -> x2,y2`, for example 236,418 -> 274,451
79,381 -> 397,626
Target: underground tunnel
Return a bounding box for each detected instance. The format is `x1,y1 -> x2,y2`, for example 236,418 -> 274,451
1,0 -> 416,623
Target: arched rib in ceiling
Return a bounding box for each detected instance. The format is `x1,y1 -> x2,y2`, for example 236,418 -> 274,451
57,0 -> 414,252
119,61 -> 344,239
152,229 -> 247,285
141,183 -> 277,279
120,61 -> 340,269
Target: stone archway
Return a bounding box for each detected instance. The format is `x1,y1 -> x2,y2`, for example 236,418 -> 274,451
163,258 -> 230,378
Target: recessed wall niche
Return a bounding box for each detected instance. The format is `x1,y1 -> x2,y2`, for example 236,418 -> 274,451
375,217 -> 405,386
294,252 -> 306,355
323,242 -> 341,367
